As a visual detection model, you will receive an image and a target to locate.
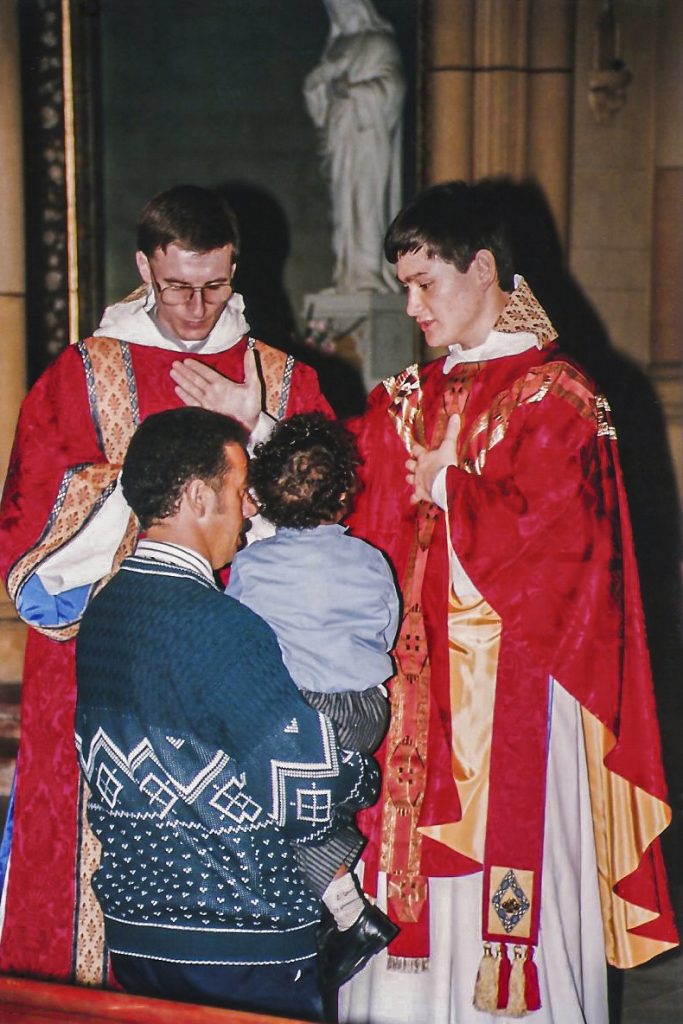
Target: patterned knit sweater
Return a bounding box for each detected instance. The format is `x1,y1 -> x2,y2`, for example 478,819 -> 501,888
75,553 -> 379,966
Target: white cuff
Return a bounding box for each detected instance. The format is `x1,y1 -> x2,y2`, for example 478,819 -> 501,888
248,411 -> 276,453
431,466 -> 449,510
432,465 -> 480,598
37,478 -> 131,595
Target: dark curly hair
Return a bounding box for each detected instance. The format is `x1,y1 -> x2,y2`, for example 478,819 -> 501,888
121,408 -> 248,530
251,413 -> 360,529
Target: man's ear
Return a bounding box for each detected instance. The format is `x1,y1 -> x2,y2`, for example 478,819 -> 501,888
471,249 -> 498,289
183,478 -> 211,519
135,251 -> 152,285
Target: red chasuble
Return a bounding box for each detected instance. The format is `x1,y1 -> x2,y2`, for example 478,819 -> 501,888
348,297 -> 677,982
0,335 -> 331,983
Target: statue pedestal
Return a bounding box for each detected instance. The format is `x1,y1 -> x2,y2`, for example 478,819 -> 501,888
303,291 -> 416,394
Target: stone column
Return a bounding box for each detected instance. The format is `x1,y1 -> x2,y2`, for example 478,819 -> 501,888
651,0 -> 683,507
0,0 -> 26,486
525,1 -> 574,246
423,0 -> 474,185
422,0 -> 574,247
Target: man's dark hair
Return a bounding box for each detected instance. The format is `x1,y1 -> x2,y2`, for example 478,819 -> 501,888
122,408 -> 248,530
384,180 -> 515,291
251,413 -> 360,529
137,185 -> 241,258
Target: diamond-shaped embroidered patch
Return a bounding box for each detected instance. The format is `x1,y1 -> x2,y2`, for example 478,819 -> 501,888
491,869 -> 530,933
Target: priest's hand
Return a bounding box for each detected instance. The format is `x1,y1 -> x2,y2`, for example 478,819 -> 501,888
406,413 -> 460,504
170,348 -> 262,432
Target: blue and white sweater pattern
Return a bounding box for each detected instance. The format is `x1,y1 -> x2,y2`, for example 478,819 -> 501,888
75,552 -> 379,966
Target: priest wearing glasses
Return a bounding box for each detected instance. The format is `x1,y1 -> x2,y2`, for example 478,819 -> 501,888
0,184 -> 332,985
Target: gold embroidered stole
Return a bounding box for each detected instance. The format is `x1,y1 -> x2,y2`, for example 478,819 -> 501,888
380,363 -> 479,957
252,341 -> 294,420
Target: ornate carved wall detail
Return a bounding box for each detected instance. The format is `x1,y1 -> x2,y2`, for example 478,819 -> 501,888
19,0 -> 102,383
588,1 -> 632,123
20,0 -> 69,380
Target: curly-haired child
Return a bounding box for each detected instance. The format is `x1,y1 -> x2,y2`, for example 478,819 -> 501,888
226,412 -> 400,991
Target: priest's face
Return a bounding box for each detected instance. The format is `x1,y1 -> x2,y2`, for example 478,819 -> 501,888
136,243 -> 236,343
396,247 -> 491,350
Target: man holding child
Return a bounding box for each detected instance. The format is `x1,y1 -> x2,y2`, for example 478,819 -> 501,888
74,407 -> 380,1018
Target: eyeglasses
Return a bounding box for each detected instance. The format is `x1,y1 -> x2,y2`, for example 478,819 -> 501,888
149,266 -> 232,307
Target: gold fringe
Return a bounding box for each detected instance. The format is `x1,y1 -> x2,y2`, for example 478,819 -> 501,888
387,954 -> 430,973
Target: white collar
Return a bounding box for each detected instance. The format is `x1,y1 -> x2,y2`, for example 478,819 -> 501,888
134,539 -> 215,584
443,275 -> 541,372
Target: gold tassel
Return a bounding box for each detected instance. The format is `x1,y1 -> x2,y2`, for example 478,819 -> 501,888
473,943 -> 500,1012
506,946 -> 527,1017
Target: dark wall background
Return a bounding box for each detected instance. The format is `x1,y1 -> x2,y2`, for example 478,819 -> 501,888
98,0 -> 418,341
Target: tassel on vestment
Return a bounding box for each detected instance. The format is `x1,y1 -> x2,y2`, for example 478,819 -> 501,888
473,943 -> 541,1017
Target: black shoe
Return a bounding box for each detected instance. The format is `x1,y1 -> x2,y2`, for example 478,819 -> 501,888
316,906 -> 337,953
318,903 -> 400,991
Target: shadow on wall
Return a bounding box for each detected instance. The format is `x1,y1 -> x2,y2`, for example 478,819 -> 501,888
216,180 -> 367,418
490,177 -> 683,878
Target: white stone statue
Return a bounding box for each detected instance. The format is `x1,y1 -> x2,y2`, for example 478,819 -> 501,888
304,0 -> 405,293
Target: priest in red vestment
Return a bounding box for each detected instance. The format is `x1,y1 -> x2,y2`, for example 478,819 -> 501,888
0,185 -> 332,985
336,182 -> 678,1024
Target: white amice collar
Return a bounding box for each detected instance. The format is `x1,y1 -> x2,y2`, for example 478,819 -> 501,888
443,329 -> 540,371
443,275 -> 549,373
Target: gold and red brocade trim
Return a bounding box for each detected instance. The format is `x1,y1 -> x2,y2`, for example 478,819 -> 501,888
493,277 -> 557,347
383,363 -> 425,452
7,338 -> 140,641
253,339 -> 294,420
461,362 -> 617,475
74,778 -> 108,986
377,380 -> 453,952
81,338 -> 139,463
379,513 -> 434,929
